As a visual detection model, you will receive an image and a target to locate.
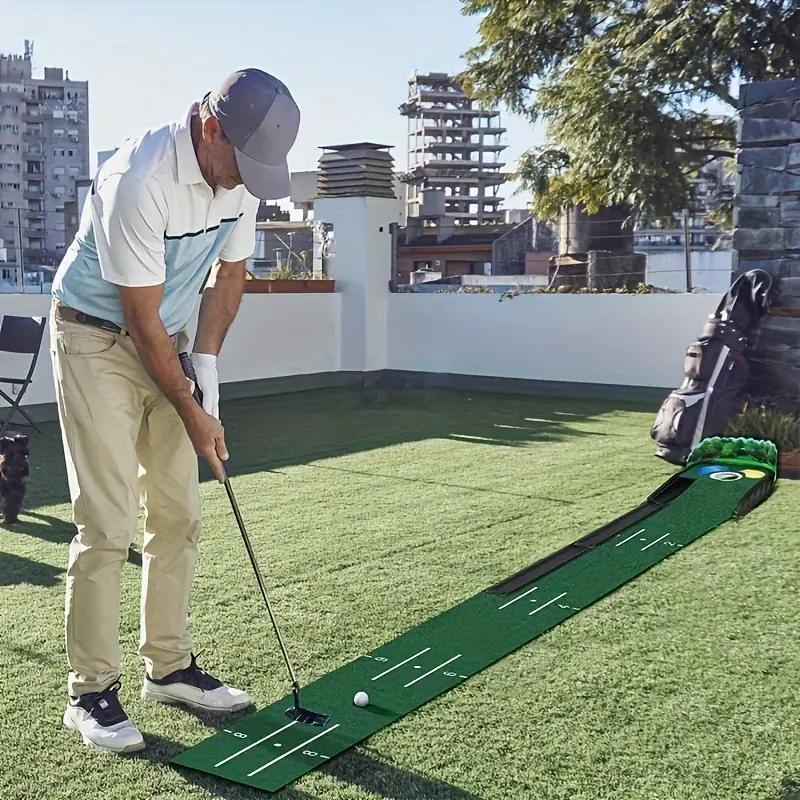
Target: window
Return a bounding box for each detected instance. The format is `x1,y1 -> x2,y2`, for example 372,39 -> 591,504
53,128 -> 64,137
53,166 -> 65,176
52,109 -> 64,119
67,150 -> 74,157
53,185 -> 65,197
68,166 -> 80,177
67,128 -> 79,136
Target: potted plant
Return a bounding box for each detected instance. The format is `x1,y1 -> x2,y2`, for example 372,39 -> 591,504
244,264 -> 335,294
725,404 -> 800,479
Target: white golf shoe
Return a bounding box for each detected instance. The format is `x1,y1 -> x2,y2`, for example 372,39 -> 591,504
63,680 -> 145,754
141,653 -> 253,713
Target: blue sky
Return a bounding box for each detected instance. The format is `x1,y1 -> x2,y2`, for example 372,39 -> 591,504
1,0 -> 542,206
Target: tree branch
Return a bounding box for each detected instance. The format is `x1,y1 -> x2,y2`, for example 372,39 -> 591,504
705,83 -> 739,109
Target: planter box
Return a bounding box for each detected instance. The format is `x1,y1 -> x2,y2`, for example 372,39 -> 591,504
778,449 -> 800,479
244,279 -> 335,294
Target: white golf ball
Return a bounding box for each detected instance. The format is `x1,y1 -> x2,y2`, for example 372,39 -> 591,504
353,691 -> 369,707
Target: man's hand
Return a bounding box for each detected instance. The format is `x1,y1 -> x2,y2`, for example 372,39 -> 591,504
191,352 -> 220,419
182,404 -> 228,483
119,283 -> 231,482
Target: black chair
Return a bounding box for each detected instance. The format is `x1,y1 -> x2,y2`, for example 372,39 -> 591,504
0,316 -> 47,435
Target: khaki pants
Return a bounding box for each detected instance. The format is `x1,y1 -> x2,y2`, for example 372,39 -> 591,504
49,305 -> 201,697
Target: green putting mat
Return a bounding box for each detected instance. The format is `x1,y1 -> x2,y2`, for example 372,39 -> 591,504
172,437 -> 777,793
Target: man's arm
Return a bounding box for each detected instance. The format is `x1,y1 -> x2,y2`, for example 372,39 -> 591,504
193,259 -> 247,355
119,284 -> 229,483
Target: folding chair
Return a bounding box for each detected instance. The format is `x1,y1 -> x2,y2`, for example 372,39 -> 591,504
0,315 -> 47,435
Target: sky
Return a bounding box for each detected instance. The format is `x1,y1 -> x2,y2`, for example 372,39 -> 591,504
1,0 -> 543,207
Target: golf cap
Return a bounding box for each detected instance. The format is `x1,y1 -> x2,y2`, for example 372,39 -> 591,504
208,69 -> 300,199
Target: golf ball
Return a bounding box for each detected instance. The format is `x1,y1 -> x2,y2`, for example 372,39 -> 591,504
353,691 -> 369,707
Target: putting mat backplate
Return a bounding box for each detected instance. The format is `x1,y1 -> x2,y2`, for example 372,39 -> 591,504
172,446 -> 775,792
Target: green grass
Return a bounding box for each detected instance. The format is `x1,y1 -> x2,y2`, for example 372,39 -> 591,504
0,387 -> 798,800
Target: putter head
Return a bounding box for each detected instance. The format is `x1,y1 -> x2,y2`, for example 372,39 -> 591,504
285,705 -> 330,727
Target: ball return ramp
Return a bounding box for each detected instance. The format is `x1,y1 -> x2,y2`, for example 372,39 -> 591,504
172,437 -> 777,793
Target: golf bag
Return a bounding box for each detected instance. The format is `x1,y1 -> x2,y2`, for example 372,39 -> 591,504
651,269 -> 772,465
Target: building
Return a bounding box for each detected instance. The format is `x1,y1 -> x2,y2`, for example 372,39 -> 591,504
399,72 -> 508,225
396,221 -> 509,284
63,177 -> 92,247
0,43 -> 89,269
634,158 -> 735,250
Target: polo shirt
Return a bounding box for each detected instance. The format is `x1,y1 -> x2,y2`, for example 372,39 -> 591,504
52,104 -> 259,335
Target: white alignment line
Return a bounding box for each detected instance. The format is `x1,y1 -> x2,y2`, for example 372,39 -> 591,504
247,725 -> 340,777
641,532 -> 671,551
404,655 -> 462,688
371,648 -> 431,681
498,585 -> 538,610
528,592 -> 567,616
615,528 -> 646,547
214,720 -> 298,768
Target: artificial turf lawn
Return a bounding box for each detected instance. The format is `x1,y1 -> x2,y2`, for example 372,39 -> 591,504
0,387 -> 798,800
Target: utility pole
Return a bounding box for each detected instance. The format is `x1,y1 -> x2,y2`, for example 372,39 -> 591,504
15,208 -> 24,293
682,208 -> 693,293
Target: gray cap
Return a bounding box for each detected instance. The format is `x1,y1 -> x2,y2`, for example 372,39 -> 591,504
208,69 -> 300,199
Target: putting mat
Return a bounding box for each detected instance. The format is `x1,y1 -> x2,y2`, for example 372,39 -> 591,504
173,437 -> 777,792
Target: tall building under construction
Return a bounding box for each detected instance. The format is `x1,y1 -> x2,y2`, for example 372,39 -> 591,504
399,72 -> 507,225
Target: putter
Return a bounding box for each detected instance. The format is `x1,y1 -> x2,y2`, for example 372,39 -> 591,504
179,352 -> 329,727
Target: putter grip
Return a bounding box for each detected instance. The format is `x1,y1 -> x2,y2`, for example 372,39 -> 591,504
178,352 -> 204,407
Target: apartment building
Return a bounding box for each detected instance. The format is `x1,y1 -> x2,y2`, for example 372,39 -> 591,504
0,43 -> 89,268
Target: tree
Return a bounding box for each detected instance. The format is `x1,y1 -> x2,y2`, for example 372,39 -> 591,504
461,0 -> 800,221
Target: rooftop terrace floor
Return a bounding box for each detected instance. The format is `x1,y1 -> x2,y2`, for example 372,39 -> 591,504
1,388 -> 798,800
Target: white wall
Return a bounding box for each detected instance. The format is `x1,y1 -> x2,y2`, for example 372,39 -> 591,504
387,292 -> 723,389
0,293 -> 342,408
646,249 -> 732,293
0,193 -> 730,411
211,294 -> 341,384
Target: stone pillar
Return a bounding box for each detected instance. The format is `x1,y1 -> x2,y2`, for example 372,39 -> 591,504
734,79 -> 800,407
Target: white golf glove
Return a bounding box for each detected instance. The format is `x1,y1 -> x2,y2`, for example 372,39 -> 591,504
191,352 -> 220,419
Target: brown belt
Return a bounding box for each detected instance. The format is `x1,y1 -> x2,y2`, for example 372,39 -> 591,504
55,302 -> 127,335
55,303 -> 181,346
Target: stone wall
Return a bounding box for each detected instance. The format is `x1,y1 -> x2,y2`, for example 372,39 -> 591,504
734,79 -> 800,407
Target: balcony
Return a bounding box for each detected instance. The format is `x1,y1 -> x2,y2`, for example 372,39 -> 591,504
0,270 -> 788,796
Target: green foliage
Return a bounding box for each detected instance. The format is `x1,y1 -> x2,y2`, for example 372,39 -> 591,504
726,405 -> 800,452
461,0 -> 800,220
688,436 -> 778,473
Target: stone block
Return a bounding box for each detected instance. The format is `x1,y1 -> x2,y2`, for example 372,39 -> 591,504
740,165 -> 782,194
781,198 -> 800,225
790,143 -> 800,167
784,172 -> 800,193
735,257 -> 800,278
733,227 -> 786,252
740,79 -> 800,108
737,146 -> 788,168
787,228 -> 800,250
740,100 -> 793,119
735,193 -> 779,207
740,118 -> 800,145
734,207 -> 781,227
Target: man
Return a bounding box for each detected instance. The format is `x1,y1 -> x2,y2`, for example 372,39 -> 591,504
50,69 -> 300,754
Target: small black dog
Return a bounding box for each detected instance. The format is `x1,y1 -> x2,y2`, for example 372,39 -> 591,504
0,433 -> 29,524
